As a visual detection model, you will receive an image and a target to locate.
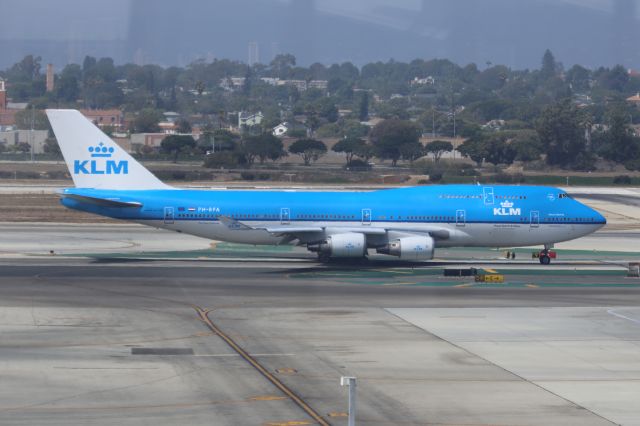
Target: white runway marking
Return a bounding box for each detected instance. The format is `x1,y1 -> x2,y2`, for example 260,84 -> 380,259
606,308 -> 640,325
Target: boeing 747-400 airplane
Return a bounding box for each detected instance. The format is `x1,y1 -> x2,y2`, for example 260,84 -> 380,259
46,109 -> 606,264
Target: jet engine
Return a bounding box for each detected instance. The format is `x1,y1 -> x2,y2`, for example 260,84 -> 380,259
377,236 -> 435,260
308,232 -> 366,258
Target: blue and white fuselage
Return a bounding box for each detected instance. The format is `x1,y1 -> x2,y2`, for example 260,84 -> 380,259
47,109 -> 606,263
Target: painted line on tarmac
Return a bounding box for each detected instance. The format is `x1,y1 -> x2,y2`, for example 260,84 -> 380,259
193,306 -> 331,426
607,309 -> 640,325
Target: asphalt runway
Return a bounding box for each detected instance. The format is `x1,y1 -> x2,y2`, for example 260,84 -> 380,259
1,256 -> 640,426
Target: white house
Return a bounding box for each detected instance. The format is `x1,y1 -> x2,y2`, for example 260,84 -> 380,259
272,122 -> 289,136
238,111 -> 264,128
411,76 -> 435,86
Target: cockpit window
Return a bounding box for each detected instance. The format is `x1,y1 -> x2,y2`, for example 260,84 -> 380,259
558,193 -> 571,199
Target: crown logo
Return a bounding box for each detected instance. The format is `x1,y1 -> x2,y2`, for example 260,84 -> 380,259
88,142 -> 114,158
500,200 -> 514,208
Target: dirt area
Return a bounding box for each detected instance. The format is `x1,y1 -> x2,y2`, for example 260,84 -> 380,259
0,194 -> 116,223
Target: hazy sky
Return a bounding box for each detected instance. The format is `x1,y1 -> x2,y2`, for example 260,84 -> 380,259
0,0 -> 638,70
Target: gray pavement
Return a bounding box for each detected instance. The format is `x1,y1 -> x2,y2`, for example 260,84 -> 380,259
1,258 -> 640,425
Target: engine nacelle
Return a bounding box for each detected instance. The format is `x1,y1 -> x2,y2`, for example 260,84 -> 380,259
308,232 -> 366,258
377,236 -> 435,260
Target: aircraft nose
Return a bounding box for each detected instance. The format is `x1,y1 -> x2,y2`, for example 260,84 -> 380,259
587,205 -> 607,228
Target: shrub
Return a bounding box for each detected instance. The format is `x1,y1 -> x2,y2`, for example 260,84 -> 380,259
344,159 -> 372,171
494,173 -> 526,184
204,151 -> 244,168
613,175 -> 632,185
429,172 -> 443,182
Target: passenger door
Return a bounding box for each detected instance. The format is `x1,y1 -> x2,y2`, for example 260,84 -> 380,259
530,210 -> 540,228
280,207 -> 290,225
164,207 -> 174,224
483,187 -> 494,205
362,208 -> 372,225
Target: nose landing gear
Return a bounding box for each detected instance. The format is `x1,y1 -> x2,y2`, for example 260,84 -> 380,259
533,247 -> 557,265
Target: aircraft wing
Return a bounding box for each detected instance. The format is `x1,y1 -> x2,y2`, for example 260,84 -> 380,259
219,216 -> 450,240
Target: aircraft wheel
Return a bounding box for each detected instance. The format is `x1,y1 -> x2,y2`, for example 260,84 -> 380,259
539,254 -> 551,265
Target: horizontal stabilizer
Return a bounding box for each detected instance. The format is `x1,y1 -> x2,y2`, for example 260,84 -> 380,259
61,193 -> 143,208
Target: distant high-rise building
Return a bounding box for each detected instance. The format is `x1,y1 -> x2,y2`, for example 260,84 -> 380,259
133,48 -> 146,66
46,64 -> 55,93
248,42 -> 260,66
270,42 -> 280,61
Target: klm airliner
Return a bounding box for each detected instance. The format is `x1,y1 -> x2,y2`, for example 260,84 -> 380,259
47,109 -> 607,264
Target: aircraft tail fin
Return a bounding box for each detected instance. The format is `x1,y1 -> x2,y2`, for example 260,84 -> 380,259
46,109 -> 170,190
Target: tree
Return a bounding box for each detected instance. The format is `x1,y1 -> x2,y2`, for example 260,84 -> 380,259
176,118 -> 192,133
315,97 -> 338,123
270,54 -> 296,78
358,92 -> 369,121
6,55 -> 42,82
13,142 -> 31,153
56,64 -> 82,102
566,65 -> 591,92
536,99 -> 587,167
332,137 -> 366,165
510,130 -> 543,162
289,139 -> 327,166
160,135 -> 196,163
43,138 -> 61,156
540,49 -> 558,80
132,108 -> 163,133
370,119 -> 422,166
242,133 -> 287,165
14,109 -> 49,130
482,133 -> 517,166
596,104 -> 640,164
598,65 -> 629,92
425,140 -> 453,163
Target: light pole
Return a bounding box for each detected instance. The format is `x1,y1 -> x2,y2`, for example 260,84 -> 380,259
30,105 -> 35,163
341,376 -> 357,426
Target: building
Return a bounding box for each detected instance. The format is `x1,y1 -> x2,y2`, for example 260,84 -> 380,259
626,93 -> 640,106
0,78 -> 6,110
219,77 -> 246,91
411,76 -> 435,86
130,133 -> 167,150
0,78 -> 19,127
238,111 -> 263,128
248,41 -> 260,66
46,64 -> 55,92
272,121 -> 308,137
0,129 -> 49,154
308,80 -> 328,90
80,109 -> 124,129
272,122 -> 289,136
259,78 -> 328,92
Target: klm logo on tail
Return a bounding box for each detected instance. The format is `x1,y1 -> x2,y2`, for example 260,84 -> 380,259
74,143 -> 128,175
493,200 -> 521,216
